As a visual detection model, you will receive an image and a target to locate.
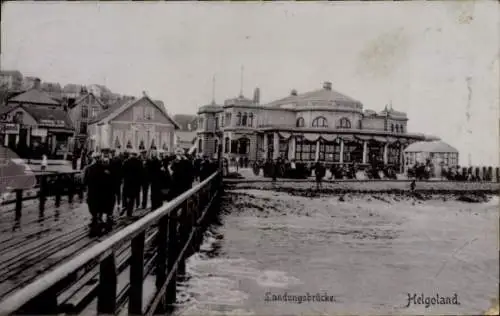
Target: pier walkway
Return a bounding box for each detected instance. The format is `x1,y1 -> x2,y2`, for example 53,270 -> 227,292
0,169 -> 223,316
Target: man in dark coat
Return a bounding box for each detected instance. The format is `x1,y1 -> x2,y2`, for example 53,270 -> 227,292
122,151 -> 142,217
110,150 -> 123,209
140,150 -> 150,209
199,156 -> 211,182
83,151 -> 116,236
147,150 -> 164,210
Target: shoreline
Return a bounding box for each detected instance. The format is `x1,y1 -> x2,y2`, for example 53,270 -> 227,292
226,180 -> 499,198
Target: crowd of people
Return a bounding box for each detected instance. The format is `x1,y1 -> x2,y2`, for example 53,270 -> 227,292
256,157 -> 398,182
82,148 -> 219,236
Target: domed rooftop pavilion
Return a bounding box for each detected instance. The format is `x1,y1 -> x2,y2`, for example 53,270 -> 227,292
196,81 -> 439,173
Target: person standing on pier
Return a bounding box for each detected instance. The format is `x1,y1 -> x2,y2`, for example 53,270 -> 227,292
140,150 -> 150,209
314,161 -> 326,190
110,150 -> 123,210
100,150 -> 116,230
83,151 -> 115,235
83,151 -> 101,235
122,151 -> 142,217
147,150 -> 164,210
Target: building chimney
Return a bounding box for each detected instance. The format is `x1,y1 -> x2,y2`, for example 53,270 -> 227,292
323,81 -> 332,90
290,89 -> 298,96
253,87 -> 260,104
34,78 -> 41,90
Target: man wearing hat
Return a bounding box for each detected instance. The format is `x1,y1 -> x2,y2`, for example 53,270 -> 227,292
139,150 -> 150,209
122,150 -> 142,217
83,151 -> 115,236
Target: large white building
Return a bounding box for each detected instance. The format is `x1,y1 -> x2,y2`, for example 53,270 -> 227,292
196,81 -> 439,171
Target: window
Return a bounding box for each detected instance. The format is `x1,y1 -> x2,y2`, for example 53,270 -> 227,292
296,117 -> 305,127
318,139 -> 340,162
198,138 -> 203,152
400,125 -> 404,133
249,113 -> 254,127
237,112 -> 242,126
395,125 -> 399,133
238,138 -> 249,154
295,137 -> 316,161
143,107 -> 154,120
79,122 -> 88,134
279,137 -> 288,158
312,116 -> 328,128
358,120 -> 362,129
225,112 -> 231,126
214,139 -> 219,153
391,124 -> 394,132
91,107 -> 98,118
224,137 -> 229,153
81,106 -> 89,119
338,117 -> 351,129
242,113 -> 247,126
215,116 -> 219,130
231,140 -> 238,154
343,141 -> 363,163
388,144 -> 401,165
221,115 -> 225,127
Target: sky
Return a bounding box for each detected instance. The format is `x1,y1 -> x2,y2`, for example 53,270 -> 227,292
1,1 -> 499,166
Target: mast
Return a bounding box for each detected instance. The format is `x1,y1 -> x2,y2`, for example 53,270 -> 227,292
211,74 -> 216,104
239,65 -> 244,97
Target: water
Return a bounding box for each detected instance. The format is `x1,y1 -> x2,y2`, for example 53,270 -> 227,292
173,190 -> 499,315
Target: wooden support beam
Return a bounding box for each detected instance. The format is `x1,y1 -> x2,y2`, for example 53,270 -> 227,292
129,231 -> 146,315
97,253 -> 117,314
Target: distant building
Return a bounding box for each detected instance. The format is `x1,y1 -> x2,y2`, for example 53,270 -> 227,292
21,76 -> 40,91
41,82 -> 63,100
1,79 -> 75,158
87,94 -> 180,152
0,70 -> 23,91
403,140 -> 459,176
173,114 -> 197,152
62,83 -> 84,100
197,81 -> 435,171
0,103 -> 73,158
67,92 -> 107,150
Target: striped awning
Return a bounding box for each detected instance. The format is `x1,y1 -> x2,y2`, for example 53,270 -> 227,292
355,135 -> 372,141
373,136 -> 388,143
279,131 -> 292,140
387,136 -> 399,143
303,133 -> 320,142
339,134 -> 356,142
320,134 -> 338,142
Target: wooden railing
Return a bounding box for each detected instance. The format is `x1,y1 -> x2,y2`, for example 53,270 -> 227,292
0,170 -> 223,316
1,171 -> 85,220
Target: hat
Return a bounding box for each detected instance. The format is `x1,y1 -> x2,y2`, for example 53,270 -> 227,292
175,148 -> 184,155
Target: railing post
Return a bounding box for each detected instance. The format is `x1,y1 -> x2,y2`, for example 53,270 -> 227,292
15,189 -> 23,220
154,217 -> 168,314
97,253 -> 118,314
77,172 -> 84,202
67,174 -> 74,204
39,174 -> 47,216
166,209 -> 179,306
129,231 -> 145,315
54,175 -> 61,208
177,201 -> 190,278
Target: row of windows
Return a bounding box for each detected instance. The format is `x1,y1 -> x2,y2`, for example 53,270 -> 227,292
236,112 -> 254,127
133,106 -> 155,121
296,116 -> 355,129
80,106 -> 98,120
390,124 -> 405,133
